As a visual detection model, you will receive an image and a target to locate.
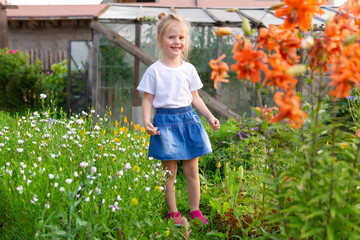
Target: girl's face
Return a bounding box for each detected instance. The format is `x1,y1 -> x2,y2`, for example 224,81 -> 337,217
159,22 -> 186,60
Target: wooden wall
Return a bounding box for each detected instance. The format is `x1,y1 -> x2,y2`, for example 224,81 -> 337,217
24,49 -> 67,70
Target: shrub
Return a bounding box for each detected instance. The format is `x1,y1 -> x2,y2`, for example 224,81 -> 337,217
0,48 -> 44,112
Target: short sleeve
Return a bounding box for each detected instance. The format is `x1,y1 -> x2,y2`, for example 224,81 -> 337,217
189,64 -> 203,91
137,68 -> 156,95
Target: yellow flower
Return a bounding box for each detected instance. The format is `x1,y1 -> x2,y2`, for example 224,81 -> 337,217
326,141 -> 329,146
217,162 -> 221,168
121,107 -> 123,113
109,110 -> 112,116
47,109 -> 50,114
233,166 -> 236,172
115,120 -> 118,127
165,230 -> 169,237
114,137 -> 120,142
124,116 -> 128,124
133,166 -> 140,172
113,130 -> 118,136
130,198 -> 138,206
251,147 -> 254,152
141,127 -> 146,133
102,130 -> 106,136
154,186 -> 164,192
130,121 -> 133,126
340,143 -> 349,148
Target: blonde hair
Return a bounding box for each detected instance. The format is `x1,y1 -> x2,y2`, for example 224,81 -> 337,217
156,12 -> 191,60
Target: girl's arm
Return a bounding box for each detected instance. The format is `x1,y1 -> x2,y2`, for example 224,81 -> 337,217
191,90 -> 220,130
142,92 -> 160,135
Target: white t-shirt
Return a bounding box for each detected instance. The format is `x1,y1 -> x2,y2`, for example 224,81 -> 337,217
137,60 -> 203,108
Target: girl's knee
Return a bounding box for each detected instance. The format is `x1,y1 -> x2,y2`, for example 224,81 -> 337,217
183,167 -> 199,180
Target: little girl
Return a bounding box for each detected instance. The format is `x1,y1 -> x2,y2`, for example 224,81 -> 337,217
137,12 -> 220,226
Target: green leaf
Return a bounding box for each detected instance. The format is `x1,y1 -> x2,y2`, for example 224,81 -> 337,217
252,107 -> 261,116
327,226 -> 334,240
304,210 -> 326,220
192,218 -> 205,225
223,201 -> 230,213
206,230 -> 225,237
52,230 -> 67,237
300,227 -> 324,238
76,217 -> 89,227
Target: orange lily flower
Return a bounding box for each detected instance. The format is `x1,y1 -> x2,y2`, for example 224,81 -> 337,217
339,0 -> 360,18
271,91 -> 307,128
256,25 -> 300,63
263,52 -> 298,91
328,44 -> 360,99
274,0 -> 326,32
209,54 -> 230,89
255,105 -> 278,121
231,36 -> 268,83
324,13 -> 356,59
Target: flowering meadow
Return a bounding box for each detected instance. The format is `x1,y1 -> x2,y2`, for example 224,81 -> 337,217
0,101 -> 178,239
3,0 -> 360,239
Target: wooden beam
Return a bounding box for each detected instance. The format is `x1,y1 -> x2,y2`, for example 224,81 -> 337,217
92,30 -> 100,123
66,41 -> 72,117
90,20 -> 241,120
216,35 -> 223,101
133,22 -> 141,107
203,8 -> 221,24
90,20 -> 155,66
236,9 -> 268,28
199,90 -> 240,120
0,7 -> 9,48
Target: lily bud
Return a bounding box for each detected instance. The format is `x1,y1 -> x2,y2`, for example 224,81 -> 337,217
270,2 -> 285,10
215,27 -> 232,36
287,64 -> 306,74
326,13 -> 335,26
301,36 -> 315,49
226,8 -> 236,12
344,33 -> 359,46
242,18 -> 251,37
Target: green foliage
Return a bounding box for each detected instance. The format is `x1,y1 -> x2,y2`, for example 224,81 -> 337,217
201,118 -> 265,177
41,60 -> 68,111
0,48 -> 44,112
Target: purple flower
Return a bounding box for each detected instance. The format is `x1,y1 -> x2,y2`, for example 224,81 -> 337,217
347,96 -> 359,101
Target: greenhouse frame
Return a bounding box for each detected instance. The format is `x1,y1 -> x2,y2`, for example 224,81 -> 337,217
69,4 -> 337,124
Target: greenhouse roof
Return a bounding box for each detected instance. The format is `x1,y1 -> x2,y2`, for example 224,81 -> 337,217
98,4 -> 339,27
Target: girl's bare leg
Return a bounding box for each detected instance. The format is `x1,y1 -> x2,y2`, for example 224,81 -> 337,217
162,160 -> 178,213
182,157 -> 200,212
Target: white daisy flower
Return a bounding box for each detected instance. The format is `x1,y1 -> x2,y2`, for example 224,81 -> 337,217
65,179 -> 73,184
80,162 -> 88,169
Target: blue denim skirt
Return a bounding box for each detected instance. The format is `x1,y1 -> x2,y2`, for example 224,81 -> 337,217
149,105 -> 212,160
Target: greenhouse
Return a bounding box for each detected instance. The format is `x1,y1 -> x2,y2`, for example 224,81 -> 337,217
74,4 -> 338,123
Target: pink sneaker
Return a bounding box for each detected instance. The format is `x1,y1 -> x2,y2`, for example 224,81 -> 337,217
167,211 -> 182,226
190,210 -> 208,225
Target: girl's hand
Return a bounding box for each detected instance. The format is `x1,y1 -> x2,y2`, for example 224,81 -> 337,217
208,117 -> 220,130
145,121 -> 160,135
